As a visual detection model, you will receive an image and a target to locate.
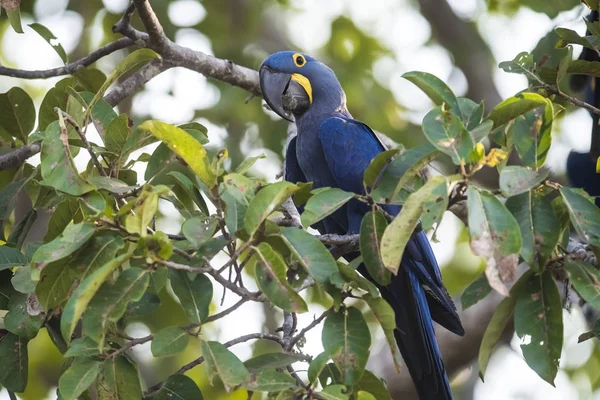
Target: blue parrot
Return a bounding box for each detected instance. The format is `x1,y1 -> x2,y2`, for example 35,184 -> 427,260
259,51 -> 464,399
568,10 -> 600,205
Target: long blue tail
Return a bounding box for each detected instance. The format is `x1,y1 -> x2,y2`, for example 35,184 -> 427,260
361,230 -> 461,399
383,268 -> 453,399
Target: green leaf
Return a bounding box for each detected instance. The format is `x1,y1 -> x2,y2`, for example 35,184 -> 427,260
338,262 -> 378,297
124,186 -> 164,236
168,171 -> 209,214
36,234 -> 125,311
11,265 -> 35,293
514,270 -> 563,385
467,186 -> 521,296
555,27 -> 600,53
170,271 -> 213,324
0,177 -> 31,220
104,114 -> 132,162
126,292 -> 161,317
363,294 -> 402,373
0,333 -> 28,392
64,337 -> 100,358
83,268 -> 149,348
478,296 -> 515,380
88,176 -> 133,194
60,250 -> 133,342
556,45 -> 572,87
4,293 -> 44,339
251,242 -> 308,313
28,23 -> 68,63
151,326 -> 190,357
236,153 -> 266,174
44,198 -> 80,242
7,208 -> 37,250
320,384 -> 349,400
149,375 -> 204,400
243,352 -> 305,372
359,211 -> 390,286
461,273 -> 492,310
564,259 -> 600,310
363,149 -> 400,189
58,358 -> 102,400
78,92 -> 117,139
97,356 -> 142,400
0,87 -> 35,143
511,106 -> 552,170
86,49 -> 160,115
422,106 -> 474,165
139,120 -> 216,188
380,176 -> 448,274
182,217 -> 218,248
301,188 -> 354,227
402,71 -> 461,116
498,52 -> 534,75
245,181 -> 298,236
243,370 -> 296,392
322,307 -> 371,386
372,143 -> 440,204
506,192 -> 560,270
561,187 -> 600,247
499,166 -> 548,197
307,351 -> 335,385
281,227 -> 341,285
486,93 -> 552,130
73,69 -> 106,94
357,370 -> 391,400
459,97 -> 485,131
221,189 -> 246,234
200,340 -> 249,386
0,246 -> 27,271
40,120 -> 95,195
4,4 -> 23,33
79,190 -> 106,218
32,221 -> 96,267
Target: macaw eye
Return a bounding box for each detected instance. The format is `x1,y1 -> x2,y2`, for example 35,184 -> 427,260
293,53 -> 306,67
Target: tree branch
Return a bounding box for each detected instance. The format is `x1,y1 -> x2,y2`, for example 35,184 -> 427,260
0,37 -> 136,79
0,143 -> 40,170
132,0 -> 167,48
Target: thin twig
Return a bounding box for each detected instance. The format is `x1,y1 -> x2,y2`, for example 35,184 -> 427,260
0,38 -> 136,79
57,108 -> 107,176
289,309 -> 331,348
541,82 -> 600,116
108,334 -> 153,358
143,332 -> 285,395
203,297 -> 249,324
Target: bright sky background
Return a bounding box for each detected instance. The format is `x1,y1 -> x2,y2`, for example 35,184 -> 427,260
0,0 -> 597,399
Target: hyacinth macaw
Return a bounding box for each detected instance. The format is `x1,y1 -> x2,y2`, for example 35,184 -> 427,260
259,51 -> 464,400
568,10 -> 600,205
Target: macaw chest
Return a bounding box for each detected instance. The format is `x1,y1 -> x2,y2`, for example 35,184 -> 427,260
294,130 -> 337,189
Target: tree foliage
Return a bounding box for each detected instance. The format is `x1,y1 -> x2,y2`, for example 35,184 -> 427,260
1,0 -> 600,399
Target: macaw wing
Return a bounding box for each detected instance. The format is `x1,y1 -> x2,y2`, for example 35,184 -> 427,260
318,116 -> 463,335
318,116 -> 385,195
284,136 -> 306,185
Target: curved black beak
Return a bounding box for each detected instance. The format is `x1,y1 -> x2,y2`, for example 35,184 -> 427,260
259,66 -> 311,122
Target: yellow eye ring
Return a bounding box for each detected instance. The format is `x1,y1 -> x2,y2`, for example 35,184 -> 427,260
292,53 -> 306,67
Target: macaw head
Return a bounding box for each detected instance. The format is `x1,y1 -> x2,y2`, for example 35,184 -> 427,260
259,51 -> 345,121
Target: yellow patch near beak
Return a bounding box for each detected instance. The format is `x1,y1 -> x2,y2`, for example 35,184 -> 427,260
291,73 -> 313,104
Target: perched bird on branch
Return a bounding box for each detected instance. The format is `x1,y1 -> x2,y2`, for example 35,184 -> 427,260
259,51 -> 464,400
